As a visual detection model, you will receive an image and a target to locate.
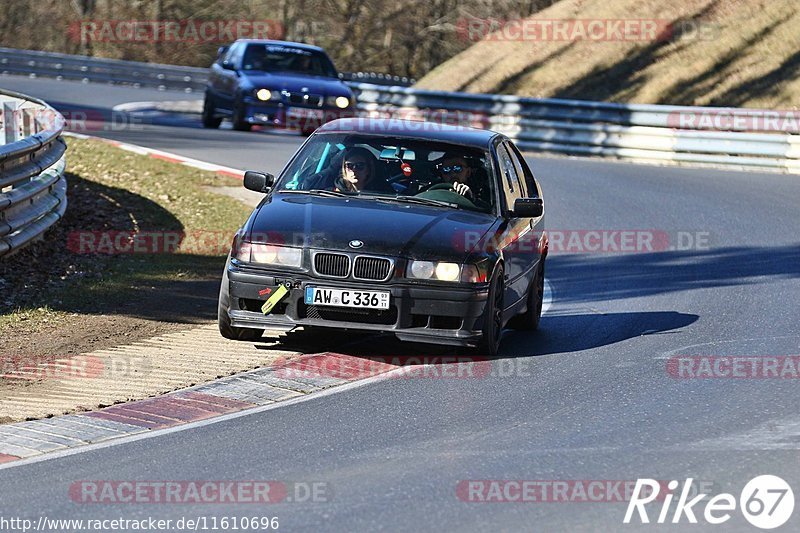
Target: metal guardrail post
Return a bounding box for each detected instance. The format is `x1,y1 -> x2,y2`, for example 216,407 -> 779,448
2,100 -> 19,145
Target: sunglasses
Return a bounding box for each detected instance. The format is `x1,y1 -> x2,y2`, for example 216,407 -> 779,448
344,161 -> 367,171
439,164 -> 464,175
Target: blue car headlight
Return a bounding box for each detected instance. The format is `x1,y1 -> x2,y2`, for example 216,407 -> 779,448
255,89 -> 282,102
325,95 -> 353,109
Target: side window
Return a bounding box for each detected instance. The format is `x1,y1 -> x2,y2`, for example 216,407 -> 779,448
508,142 -> 539,197
495,143 -> 523,211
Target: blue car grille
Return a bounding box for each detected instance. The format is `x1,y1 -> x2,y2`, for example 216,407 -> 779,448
286,92 -> 323,107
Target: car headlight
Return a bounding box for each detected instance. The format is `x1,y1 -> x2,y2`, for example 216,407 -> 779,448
435,262 -> 461,281
326,95 -> 352,109
407,260 -> 462,281
409,260 -> 436,279
236,242 -> 303,268
255,89 -> 282,101
406,261 -> 488,282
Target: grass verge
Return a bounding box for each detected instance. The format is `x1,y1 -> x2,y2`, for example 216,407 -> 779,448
0,137 -> 252,354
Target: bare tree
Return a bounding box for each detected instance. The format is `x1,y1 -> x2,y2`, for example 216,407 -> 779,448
0,0 -> 557,78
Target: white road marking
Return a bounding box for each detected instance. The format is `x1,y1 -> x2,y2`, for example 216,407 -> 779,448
62,132 -> 244,177
542,279 -> 553,315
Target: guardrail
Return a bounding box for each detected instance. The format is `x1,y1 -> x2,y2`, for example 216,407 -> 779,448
2,46 -> 796,173
0,89 -> 67,257
0,47 -> 414,91
349,84 -> 800,173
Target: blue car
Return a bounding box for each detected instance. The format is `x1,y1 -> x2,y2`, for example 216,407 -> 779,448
202,40 -> 356,134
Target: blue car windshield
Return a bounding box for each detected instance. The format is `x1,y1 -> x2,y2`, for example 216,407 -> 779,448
275,133 -> 497,213
241,45 -> 337,77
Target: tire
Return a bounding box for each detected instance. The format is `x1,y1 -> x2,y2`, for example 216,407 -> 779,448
231,100 -> 252,131
509,262 -> 545,331
201,92 -> 222,129
478,265 -> 504,357
217,269 -> 263,341
218,304 -> 264,341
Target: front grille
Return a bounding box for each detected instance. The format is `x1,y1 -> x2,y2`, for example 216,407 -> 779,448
300,303 -> 397,325
287,92 -> 323,107
353,256 -> 392,281
314,252 -> 350,278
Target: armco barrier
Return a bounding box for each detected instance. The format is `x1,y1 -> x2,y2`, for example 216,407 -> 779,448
2,46 -> 797,173
0,89 -> 67,257
348,84 -> 800,173
0,47 -> 413,91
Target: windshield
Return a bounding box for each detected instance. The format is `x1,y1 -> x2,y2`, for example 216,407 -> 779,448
275,133 -> 497,213
241,44 -> 337,77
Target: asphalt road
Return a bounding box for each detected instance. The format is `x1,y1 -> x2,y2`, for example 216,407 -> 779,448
2,75 -> 799,532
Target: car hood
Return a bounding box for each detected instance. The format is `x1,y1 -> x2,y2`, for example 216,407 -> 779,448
241,72 -> 350,95
247,194 -> 497,262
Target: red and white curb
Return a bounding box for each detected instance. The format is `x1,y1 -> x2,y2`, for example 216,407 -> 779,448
63,131 -> 244,180
0,352 -> 401,464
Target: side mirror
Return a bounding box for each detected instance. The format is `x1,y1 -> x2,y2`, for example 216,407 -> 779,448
244,171 -> 275,193
513,197 -> 543,218
221,60 -> 235,71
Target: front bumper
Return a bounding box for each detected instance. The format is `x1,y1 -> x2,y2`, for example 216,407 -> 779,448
224,264 -> 490,347
241,98 -> 354,129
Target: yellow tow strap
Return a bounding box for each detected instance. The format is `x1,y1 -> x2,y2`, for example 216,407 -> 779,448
261,285 -> 289,315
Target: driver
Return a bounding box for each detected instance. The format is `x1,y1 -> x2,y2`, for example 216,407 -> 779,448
436,153 -> 490,207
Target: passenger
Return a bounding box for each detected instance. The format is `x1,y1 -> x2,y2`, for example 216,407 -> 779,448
334,147 -> 394,194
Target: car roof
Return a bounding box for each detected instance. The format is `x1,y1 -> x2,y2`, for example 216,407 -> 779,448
316,118 -> 502,149
233,39 -> 326,53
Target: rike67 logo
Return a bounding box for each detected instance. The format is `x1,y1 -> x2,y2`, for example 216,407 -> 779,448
624,476 -> 794,529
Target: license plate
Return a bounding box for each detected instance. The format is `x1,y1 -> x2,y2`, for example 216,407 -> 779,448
287,107 -> 324,120
304,287 -> 390,310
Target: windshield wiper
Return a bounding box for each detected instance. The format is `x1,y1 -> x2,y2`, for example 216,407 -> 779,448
281,189 -> 352,198
379,195 -> 460,209
308,189 -> 352,197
